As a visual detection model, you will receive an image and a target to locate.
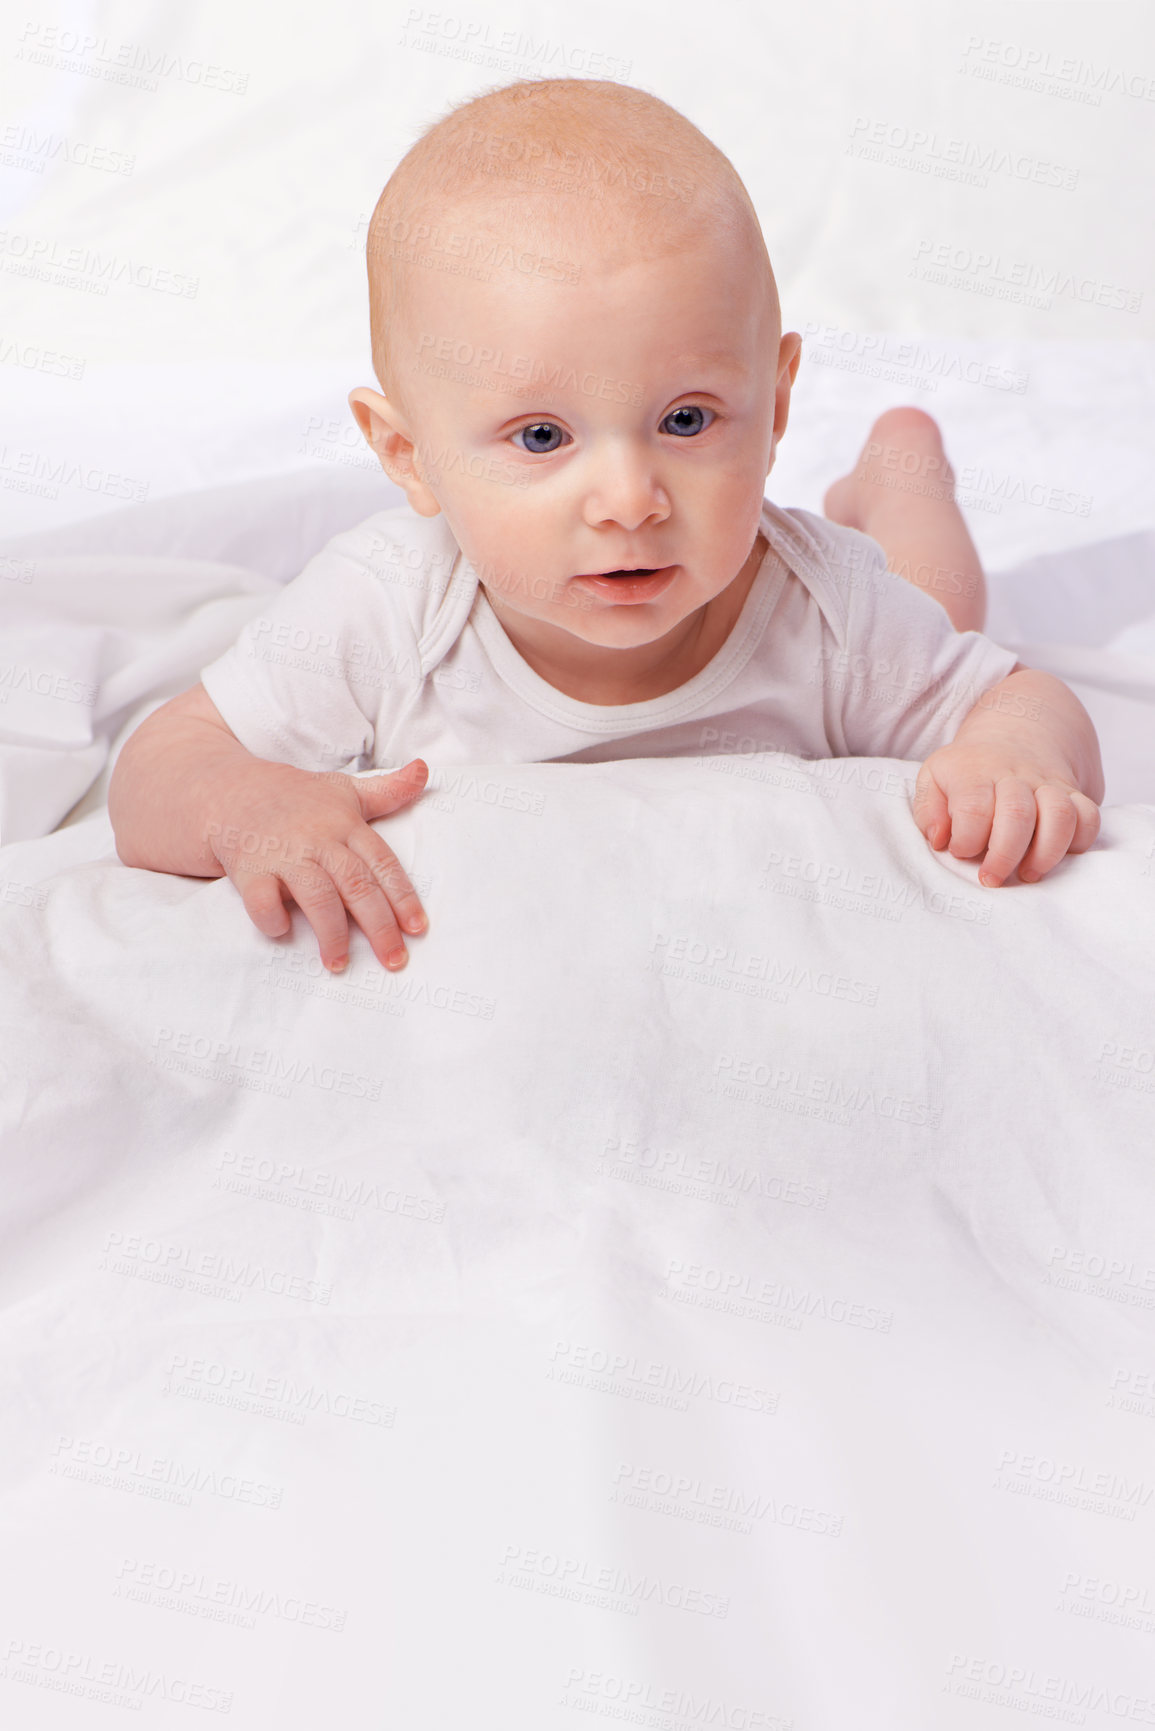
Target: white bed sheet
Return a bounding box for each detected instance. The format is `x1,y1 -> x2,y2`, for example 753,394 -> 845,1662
1,475 -> 1154,1728
2,735 -> 1155,1729
4,0 -> 1155,1711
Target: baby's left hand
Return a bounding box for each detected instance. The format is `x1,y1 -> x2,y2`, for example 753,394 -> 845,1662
912,741 -> 1101,887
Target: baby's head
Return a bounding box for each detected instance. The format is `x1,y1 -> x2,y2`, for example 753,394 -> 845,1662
350,78 -> 801,693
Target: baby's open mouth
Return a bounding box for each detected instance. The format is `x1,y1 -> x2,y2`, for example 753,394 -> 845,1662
572,565 -> 677,597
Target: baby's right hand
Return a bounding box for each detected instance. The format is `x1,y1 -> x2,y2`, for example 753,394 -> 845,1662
206,758 -> 430,972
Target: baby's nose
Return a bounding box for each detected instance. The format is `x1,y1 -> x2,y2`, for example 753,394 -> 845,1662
582,451 -> 670,528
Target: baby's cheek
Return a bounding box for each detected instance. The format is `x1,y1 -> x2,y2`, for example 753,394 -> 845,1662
698,471 -> 765,549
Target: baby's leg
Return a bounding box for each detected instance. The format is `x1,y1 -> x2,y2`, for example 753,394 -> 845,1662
823,407 -> 986,633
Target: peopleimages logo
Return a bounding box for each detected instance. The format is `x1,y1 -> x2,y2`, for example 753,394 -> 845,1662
373,222 -> 580,285
0,334 -> 86,379
150,1026 -> 383,1100
559,1667 -> 792,1729
0,447 -> 148,505
15,21 -> 249,95
114,1556 -> 348,1633
957,35 -> 1155,105
413,331 -> 642,402
163,1353 -> 393,1428
548,1337 -> 780,1417
944,1652 -> 1155,1723
49,1434 -> 283,1511
847,116 -> 1079,190
911,238 -> 1142,315
800,320 -> 1029,395
0,1638 -> 233,1714
0,229 -> 198,296
0,125 -> 134,178
102,1229 -> 333,1307
649,929 -> 880,1007
495,1545 -> 730,1619
398,13 -> 633,85
611,1462 -> 845,1538
665,1257 -> 894,1333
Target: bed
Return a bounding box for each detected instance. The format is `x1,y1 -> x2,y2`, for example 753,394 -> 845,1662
1,447 -> 1154,1726
4,0 -> 1155,1719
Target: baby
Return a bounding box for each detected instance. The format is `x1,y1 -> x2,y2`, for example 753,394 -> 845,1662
108,76 -> 1104,975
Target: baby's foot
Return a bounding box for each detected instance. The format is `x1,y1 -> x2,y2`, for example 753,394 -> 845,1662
823,406 -> 954,528
821,405 -> 986,632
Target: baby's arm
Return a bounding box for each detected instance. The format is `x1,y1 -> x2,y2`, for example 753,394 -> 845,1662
912,663 -> 1104,887
820,407 -> 1103,887
108,683 -> 430,970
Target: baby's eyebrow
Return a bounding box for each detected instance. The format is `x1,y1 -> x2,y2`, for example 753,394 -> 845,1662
673,351 -> 746,376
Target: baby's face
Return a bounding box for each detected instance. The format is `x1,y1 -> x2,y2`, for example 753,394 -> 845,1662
354,208 -> 799,688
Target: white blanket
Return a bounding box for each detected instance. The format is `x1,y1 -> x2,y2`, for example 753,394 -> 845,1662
2,486 -> 1155,1727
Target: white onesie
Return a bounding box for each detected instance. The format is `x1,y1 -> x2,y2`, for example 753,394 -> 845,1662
199,497 -> 1019,773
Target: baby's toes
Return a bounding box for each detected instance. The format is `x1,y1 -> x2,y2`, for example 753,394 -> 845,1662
821,473 -> 864,529
861,406 -> 954,489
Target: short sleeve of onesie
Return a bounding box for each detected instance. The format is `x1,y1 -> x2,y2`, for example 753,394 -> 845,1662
800,518 -> 1021,761
199,523 -> 426,773
199,497 -> 1024,776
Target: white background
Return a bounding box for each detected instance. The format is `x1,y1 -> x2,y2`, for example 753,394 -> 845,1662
1,0 -> 1153,561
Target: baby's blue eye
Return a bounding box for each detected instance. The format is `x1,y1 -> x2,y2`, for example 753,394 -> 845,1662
662,404 -> 713,437
512,422 -> 568,454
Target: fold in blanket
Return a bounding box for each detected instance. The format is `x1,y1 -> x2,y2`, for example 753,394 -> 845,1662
1,746 -> 1154,1726
2,501 -> 1154,1725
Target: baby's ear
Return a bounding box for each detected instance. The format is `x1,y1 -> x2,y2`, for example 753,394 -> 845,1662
347,388 -> 441,518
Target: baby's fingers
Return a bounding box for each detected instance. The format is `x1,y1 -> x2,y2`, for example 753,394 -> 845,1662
1067,790 -> 1102,855
311,845 -> 415,972
912,763 -> 951,850
234,870 -> 293,939
934,777 -> 996,866
272,856 -> 354,971
349,831 -> 427,940
1017,784 -> 1097,882
972,777 -> 1039,887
